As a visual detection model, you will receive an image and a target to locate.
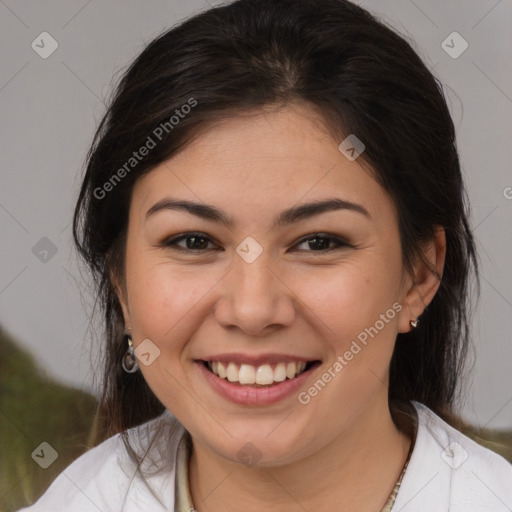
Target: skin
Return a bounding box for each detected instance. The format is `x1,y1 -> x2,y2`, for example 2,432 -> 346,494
114,102 -> 446,511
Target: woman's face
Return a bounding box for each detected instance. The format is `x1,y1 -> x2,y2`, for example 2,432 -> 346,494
116,103 -> 438,466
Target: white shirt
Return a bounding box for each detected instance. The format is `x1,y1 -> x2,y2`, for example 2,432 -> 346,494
17,401 -> 512,512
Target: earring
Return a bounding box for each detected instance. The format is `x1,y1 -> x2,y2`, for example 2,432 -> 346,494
410,319 -> 419,329
122,335 -> 139,373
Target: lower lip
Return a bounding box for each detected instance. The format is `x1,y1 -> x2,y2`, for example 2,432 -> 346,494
196,361 -> 321,406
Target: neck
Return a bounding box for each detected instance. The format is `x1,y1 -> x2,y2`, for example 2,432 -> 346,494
188,397 -> 413,512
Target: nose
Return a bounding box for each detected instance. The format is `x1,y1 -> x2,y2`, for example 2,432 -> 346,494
214,252 -> 296,336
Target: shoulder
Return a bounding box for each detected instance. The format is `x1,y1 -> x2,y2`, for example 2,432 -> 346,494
393,401 -> 512,512
16,410 -> 184,512
17,433 -> 131,512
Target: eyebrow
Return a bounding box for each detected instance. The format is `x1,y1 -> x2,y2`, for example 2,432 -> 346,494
145,197 -> 371,229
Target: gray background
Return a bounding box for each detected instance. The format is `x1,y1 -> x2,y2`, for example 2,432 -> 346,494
1,0 -> 511,428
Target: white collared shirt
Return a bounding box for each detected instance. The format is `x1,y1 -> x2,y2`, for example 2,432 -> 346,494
17,401 -> 512,512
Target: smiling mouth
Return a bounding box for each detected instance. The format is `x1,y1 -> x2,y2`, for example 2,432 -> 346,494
201,360 -> 321,387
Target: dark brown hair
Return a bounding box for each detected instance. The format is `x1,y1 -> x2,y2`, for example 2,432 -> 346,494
73,0 -> 479,483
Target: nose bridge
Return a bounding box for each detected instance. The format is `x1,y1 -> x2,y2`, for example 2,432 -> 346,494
235,249 -> 276,295
233,234 -> 276,293
216,243 -> 295,334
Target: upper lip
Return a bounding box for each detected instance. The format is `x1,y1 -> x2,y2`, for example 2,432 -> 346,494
197,353 -> 321,366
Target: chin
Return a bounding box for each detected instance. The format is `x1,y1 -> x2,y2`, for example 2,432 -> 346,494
204,429 -> 308,468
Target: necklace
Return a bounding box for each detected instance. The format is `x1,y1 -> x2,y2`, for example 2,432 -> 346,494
380,434 -> 415,511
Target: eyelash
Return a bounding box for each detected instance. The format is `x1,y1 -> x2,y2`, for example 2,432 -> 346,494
160,231 -> 351,254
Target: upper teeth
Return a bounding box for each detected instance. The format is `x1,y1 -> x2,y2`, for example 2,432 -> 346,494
208,361 -> 308,385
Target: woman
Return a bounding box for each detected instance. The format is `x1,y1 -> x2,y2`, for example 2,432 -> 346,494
18,0 -> 512,511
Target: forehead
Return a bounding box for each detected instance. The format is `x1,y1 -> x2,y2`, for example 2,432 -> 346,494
131,104 -> 397,229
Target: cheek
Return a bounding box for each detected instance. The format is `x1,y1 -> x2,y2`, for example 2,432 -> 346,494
292,259 -> 400,378
295,263 -> 391,333
125,262 -> 216,410
126,259 -> 224,354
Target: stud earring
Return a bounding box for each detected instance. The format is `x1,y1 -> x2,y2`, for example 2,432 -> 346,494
122,335 -> 139,373
410,319 -> 419,329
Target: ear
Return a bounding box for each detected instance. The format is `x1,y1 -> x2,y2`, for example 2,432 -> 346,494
110,269 -> 131,331
397,225 -> 446,333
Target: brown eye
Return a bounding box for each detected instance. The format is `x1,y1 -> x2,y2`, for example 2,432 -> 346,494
162,232 -> 219,252
293,233 -> 350,252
